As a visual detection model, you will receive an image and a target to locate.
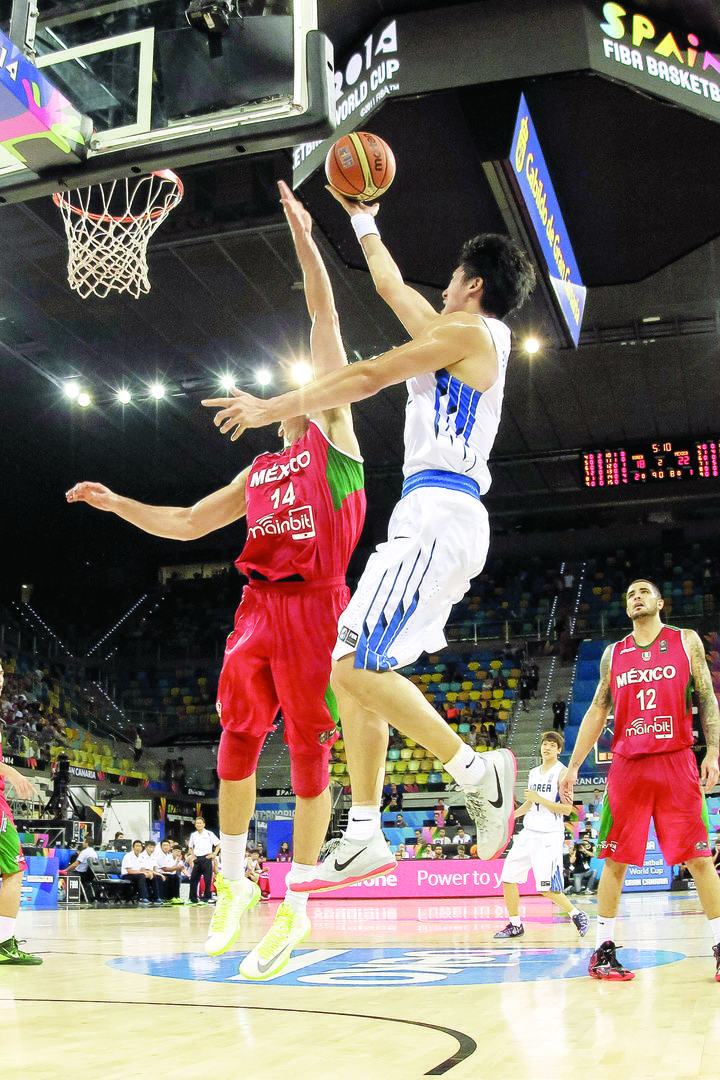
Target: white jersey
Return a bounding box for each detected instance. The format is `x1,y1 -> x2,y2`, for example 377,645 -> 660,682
402,316 -> 511,494
524,761 -> 565,836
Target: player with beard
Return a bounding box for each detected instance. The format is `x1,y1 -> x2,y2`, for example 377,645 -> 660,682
561,580 -> 720,981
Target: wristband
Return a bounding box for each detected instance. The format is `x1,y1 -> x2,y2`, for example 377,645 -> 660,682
351,213 -> 380,242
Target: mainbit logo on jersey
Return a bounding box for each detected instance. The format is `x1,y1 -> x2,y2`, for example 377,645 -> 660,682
625,716 -> 673,740
249,450 -> 311,486
615,664 -> 676,687
248,505 -> 316,542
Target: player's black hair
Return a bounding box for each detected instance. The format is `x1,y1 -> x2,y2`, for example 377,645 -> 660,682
459,233 -> 536,319
541,729 -> 564,750
627,578 -> 662,600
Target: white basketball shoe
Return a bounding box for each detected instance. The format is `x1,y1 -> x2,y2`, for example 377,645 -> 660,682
463,748 -> 517,860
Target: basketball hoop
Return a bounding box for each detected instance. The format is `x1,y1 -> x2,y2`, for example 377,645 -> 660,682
53,169 -> 184,299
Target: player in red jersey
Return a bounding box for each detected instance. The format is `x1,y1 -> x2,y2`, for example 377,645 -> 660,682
561,580 -> 720,982
0,659 -> 42,964
66,182 -> 365,979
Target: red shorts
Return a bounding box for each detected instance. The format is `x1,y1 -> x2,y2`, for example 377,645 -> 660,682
216,579 -> 347,778
597,748 -> 711,867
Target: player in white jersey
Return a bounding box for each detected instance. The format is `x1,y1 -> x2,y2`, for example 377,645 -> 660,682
204,189 -> 536,887
494,731 -> 589,939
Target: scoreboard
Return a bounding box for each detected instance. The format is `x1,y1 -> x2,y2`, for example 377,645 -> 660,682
582,440 -> 720,487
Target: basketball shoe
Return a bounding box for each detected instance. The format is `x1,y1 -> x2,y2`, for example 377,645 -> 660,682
204,874 -> 260,956
463,749 -> 517,860
288,832 -> 397,893
494,922 -> 524,938
713,943 -> 720,982
0,937 -> 42,965
239,902 -> 312,980
588,940 -> 635,980
571,910 -> 590,937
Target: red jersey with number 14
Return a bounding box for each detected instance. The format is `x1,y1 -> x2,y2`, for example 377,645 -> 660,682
609,624 -> 693,758
236,421 -> 365,582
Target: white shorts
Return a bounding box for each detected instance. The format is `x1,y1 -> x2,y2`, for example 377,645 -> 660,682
333,478 -> 490,671
500,827 -> 565,893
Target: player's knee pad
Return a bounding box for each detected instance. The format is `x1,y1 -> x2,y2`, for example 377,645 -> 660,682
290,753 -> 331,799
217,729 -> 264,781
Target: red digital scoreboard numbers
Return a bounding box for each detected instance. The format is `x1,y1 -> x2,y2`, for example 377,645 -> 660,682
582,441 -> 720,486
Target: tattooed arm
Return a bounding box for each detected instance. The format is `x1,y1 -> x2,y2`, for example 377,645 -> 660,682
683,629 -> 720,792
559,644 -> 614,802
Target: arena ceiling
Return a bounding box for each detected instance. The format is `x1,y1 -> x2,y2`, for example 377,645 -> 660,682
1,0 -> 720,594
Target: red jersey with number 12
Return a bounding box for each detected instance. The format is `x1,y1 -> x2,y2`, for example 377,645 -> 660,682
236,421 -> 365,582
609,624 -> 693,758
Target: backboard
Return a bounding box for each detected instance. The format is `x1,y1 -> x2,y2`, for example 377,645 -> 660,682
0,0 -> 335,204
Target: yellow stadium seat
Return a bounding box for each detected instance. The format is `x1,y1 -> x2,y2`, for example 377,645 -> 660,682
407,760 -> 420,773
490,660 -> 502,670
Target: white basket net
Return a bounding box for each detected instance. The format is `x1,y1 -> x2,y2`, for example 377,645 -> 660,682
53,169 -> 184,299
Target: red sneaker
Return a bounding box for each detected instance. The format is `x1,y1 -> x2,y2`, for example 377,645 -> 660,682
713,943 -> 720,983
588,940 -> 635,981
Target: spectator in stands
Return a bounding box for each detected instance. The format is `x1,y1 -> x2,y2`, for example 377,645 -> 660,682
132,726 -> 144,763
431,844 -> 446,860
121,840 -> 154,903
452,825 -> 472,846
466,724 -> 477,748
711,834 -> 720,875
110,832 -> 126,850
381,782 -> 403,812
396,843 -> 411,860
454,845 -> 471,860
173,758 -> 187,794
66,838 -> 102,903
395,813 -> 407,829
276,841 -> 292,863
435,827 -> 452,846
552,699 -> 566,732
162,757 -> 174,786
519,675 -> 532,712
568,837 -> 598,895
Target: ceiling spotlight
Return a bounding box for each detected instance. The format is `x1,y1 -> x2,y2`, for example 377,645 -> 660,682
117,388 -> 132,405
63,381 -> 80,399
524,337 -> 541,355
220,374 -> 235,391
77,392 -> 92,407
292,361 -> 312,385
256,368 -> 272,387
150,382 -> 165,400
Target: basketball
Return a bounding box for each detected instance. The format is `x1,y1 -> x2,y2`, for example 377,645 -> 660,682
325,132 -> 396,200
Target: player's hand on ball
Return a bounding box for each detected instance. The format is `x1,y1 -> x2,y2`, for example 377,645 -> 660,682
326,186 -> 379,218
66,481 -> 115,511
202,388 -> 271,440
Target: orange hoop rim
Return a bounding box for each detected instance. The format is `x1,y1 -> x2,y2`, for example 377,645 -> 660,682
52,169 -> 184,225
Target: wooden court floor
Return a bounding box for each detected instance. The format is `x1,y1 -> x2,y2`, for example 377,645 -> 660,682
3,892 -> 719,1080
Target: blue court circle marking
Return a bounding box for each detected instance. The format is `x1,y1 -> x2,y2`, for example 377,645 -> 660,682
107,945 -> 685,986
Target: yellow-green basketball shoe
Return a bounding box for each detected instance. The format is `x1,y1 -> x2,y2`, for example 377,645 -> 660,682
0,937 -> 42,965
239,902 -> 311,980
204,874 -> 260,956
